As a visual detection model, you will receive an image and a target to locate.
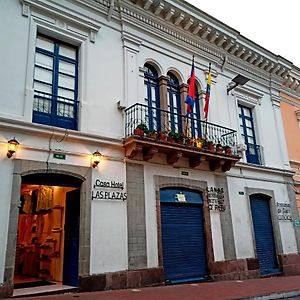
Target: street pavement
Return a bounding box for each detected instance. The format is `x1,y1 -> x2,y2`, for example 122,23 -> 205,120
8,275 -> 300,300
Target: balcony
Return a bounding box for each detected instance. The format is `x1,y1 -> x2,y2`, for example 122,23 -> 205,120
123,103 -> 241,172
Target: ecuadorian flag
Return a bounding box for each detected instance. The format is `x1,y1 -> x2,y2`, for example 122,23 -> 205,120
203,63 -> 212,120
185,56 -> 196,115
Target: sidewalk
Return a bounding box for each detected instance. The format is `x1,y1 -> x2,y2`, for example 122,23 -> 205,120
9,275 -> 300,300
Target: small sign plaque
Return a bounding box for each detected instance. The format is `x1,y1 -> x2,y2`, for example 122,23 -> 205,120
53,153 -> 66,160
293,220 -> 300,227
181,171 -> 189,176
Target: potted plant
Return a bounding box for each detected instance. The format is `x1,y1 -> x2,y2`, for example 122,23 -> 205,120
147,129 -> 157,139
167,131 -> 176,143
185,136 -> 194,147
195,138 -> 203,149
203,139 -> 215,152
223,145 -> 233,155
157,131 -> 167,141
216,143 -> 223,153
174,132 -> 184,144
134,123 -> 148,136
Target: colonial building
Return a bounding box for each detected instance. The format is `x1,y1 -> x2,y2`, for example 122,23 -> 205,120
280,91 -> 300,214
1,0 -> 300,298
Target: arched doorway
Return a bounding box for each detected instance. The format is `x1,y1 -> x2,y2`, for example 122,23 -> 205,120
160,188 -> 208,283
14,172 -> 82,289
250,194 -> 280,275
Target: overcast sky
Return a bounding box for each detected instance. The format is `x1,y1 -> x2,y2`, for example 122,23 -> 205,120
185,0 -> 300,68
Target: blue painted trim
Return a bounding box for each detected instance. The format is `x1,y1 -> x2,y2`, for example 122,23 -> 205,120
239,105 -> 260,164
33,35 -> 78,130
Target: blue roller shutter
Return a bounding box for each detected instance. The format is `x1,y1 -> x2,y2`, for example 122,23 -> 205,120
250,195 -> 280,275
160,188 -> 208,283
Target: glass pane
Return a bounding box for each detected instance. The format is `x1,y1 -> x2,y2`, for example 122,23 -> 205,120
59,44 -> 76,59
34,67 -> 52,84
243,107 -> 251,117
151,86 -> 157,103
36,36 -> 54,52
34,81 -> 52,94
246,128 -> 254,137
33,95 -> 52,114
144,83 -> 148,103
35,53 -> 53,69
245,119 -> 252,127
173,93 -> 177,109
58,74 -> 75,90
59,60 -> 75,76
57,102 -> 74,118
58,88 -> 74,99
248,136 -> 254,144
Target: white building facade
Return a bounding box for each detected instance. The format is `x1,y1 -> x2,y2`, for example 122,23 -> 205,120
0,0 -> 300,297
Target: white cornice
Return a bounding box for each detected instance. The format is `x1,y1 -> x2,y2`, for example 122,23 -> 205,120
122,0 -> 300,95
21,0 -> 102,32
0,116 -> 122,147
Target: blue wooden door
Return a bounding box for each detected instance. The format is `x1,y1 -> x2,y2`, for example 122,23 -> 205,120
250,195 -> 280,275
160,188 -> 207,283
63,189 -> 80,286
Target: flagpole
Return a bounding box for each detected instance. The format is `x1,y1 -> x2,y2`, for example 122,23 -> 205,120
204,62 -> 212,138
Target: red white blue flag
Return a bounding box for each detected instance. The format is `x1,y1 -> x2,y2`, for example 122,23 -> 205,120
203,63 -> 212,120
185,55 -> 196,115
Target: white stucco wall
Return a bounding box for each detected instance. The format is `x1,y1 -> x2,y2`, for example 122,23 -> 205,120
0,155 -> 14,283
90,160 -> 128,274
228,167 -> 298,259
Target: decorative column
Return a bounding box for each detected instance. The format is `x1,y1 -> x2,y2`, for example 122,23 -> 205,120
271,95 -> 290,167
122,33 -> 142,108
159,75 -> 169,131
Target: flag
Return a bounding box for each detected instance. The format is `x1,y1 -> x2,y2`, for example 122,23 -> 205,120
203,63 -> 212,120
185,55 -> 196,115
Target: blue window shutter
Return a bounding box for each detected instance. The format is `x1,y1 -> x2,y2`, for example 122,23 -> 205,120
160,188 -> 208,283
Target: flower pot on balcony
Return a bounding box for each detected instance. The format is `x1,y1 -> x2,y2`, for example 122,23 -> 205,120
147,130 -> 157,139
158,131 -> 167,142
195,138 -> 203,149
224,146 -> 233,155
134,128 -> 144,136
185,138 -> 194,147
216,143 -> 223,153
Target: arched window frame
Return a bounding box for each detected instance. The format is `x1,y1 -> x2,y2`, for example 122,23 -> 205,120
167,72 -> 182,133
144,63 -> 160,131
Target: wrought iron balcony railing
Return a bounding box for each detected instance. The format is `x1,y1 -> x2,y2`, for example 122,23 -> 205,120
125,103 -> 238,154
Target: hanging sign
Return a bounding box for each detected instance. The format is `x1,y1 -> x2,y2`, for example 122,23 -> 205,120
276,202 -> 292,221
92,179 -> 127,201
207,187 -> 226,212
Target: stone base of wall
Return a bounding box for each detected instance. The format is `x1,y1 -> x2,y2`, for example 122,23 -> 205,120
79,267 -> 164,292
278,253 -> 300,275
210,258 -> 260,281
0,283 -> 13,298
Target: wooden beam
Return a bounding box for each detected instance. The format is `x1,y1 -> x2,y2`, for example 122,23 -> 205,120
143,146 -> 158,161
125,142 -> 143,159
167,151 -> 182,165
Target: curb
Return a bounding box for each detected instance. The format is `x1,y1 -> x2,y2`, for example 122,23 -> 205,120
238,290 -> 300,300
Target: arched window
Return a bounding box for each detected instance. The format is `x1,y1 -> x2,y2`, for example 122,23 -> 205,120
144,63 -> 160,131
167,72 -> 182,132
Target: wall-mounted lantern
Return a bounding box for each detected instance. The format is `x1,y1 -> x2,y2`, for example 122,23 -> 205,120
92,150 -> 102,168
7,138 -> 19,158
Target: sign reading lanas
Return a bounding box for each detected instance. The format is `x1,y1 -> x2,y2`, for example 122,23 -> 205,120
92,179 -> 127,201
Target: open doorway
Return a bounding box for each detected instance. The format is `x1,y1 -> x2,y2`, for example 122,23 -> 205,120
14,174 -> 81,290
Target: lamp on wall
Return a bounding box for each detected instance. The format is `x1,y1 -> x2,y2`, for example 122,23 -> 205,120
227,74 -> 250,94
7,138 -> 19,158
92,150 -> 102,168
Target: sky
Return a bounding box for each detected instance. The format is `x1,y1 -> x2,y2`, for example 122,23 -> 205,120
185,0 -> 300,68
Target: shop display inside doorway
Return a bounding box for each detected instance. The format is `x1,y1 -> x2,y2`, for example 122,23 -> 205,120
14,184 -> 78,289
